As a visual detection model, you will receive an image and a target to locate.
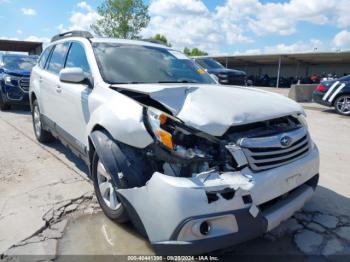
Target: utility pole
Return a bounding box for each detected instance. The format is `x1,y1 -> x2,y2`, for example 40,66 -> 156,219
276,56 -> 282,88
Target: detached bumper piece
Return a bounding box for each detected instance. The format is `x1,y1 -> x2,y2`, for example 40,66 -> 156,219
152,175 -> 318,255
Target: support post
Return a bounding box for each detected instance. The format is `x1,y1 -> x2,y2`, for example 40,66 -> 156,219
225,57 -> 228,68
276,56 -> 282,88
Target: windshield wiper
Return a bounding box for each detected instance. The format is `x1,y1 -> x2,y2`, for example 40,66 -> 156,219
111,81 -> 148,84
158,80 -> 198,83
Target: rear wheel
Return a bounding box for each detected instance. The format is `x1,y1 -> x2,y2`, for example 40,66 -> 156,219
32,100 -> 55,143
0,94 -> 10,111
334,95 -> 350,116
92,152 -> 128,223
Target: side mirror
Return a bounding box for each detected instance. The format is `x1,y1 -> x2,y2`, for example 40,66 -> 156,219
0,68 -> 4,74
59,68 -> 86,84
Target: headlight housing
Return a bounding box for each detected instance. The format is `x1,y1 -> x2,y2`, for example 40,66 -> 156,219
217,73 -> 228,78
4,75 -> 19,87
296,114 -> 308,129
146,107 -> 176,150
145,107 -> 214,159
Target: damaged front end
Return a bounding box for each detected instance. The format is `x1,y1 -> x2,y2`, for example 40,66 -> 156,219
142,106 -> 248,178
112,106 -> 319,255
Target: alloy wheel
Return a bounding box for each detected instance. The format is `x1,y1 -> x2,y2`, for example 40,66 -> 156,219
33,105 -> 42,137
336,96 -> 350,115
97,161 -> 121,210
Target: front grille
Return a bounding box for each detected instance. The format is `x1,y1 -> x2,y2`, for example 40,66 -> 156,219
240,127 -> 311,171
227,75 -> 245,85
19,78 -> 30,92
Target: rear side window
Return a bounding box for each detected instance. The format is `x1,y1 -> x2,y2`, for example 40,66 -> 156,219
38,46 -> 52,69
65,42 -> 91,74
47,42 -> 70,75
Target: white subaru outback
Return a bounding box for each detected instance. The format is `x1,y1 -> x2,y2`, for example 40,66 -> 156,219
30,31 -> 319,255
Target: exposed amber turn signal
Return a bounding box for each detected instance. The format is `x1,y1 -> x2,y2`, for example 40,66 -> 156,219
157,129 -> 173,150
159,114 -> 167,125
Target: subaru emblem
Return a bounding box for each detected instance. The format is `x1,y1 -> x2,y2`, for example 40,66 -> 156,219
280,136 -> 292,147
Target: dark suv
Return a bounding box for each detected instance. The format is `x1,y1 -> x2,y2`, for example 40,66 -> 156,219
193,57 -> 246,86
0,54 -> 37,110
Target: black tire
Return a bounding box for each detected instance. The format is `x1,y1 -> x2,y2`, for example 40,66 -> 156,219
91,151 -> 128,223
0,94 -> 10,111
334,95 -> 350,116
32,100 -> 55,143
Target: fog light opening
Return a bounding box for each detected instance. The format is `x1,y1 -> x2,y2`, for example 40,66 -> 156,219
199,221 -> 211,236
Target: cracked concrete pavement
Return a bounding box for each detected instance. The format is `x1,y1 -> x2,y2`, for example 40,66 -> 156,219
1,87 -> 350,259
0,108 -> 93,255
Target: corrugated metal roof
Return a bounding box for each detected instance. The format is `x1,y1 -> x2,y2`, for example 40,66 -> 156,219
201,51 -> 350,65
0,39 -> 42,53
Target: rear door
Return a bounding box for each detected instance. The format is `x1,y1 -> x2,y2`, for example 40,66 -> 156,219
31,45 -> 53,113
41,42 -> 70,127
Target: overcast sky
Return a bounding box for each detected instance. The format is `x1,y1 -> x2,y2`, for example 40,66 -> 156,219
1,0 -> 349,55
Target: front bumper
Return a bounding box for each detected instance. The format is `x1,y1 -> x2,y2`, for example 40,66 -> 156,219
153,178 -> 317,255
118,145 -> 319,255
1,84 -> 29,105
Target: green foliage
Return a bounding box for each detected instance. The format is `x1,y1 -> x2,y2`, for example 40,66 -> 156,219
91,0 -> 150,39
183,47 -> 208,56
151,34 -> 171,47
183,47 -> 191,56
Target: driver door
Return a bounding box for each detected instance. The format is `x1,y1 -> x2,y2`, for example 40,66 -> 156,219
56,42 -> 92,152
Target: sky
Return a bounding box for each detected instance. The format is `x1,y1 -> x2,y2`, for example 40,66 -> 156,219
0,0 -> 350,55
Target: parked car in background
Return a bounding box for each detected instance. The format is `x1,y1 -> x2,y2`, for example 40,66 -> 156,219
30,31 -> 319,255
313,75 -> 350,116
0,54 -> 37,110
193,57 -> 247,86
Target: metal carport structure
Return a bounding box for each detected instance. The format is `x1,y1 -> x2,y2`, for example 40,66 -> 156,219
206,51 -> 350,87
0,39 -> 43,55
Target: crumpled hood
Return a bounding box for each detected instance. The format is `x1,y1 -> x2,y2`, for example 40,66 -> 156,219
114,84 -> 304,136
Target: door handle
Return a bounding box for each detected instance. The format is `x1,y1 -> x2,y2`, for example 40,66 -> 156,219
39,77 -> 43,83
56,85 -> 62,93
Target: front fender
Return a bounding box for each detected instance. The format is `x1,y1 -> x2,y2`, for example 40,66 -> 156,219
87,100 -> 153,149
89,130 -> 151,187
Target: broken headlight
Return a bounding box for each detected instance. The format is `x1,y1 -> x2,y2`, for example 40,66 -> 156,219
145,107 -> 211,159
146,107 -> 176,150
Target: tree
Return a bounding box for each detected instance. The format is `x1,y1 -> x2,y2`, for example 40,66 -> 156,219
91,0 -> 150,39
183,47 -> 191,56
151,34 -> 171,47
183,47 -> 208,56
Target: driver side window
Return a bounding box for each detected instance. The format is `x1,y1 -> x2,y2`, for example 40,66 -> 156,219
65,42 -> 91,74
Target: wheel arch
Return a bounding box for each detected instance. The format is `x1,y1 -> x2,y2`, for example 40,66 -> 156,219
29,92 -> 37,107
332,91 -> 350,106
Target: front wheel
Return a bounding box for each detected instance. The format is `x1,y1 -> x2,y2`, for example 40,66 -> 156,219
32,100 -> 55,143
92,152 -> 128,223
334,95 -> 350,116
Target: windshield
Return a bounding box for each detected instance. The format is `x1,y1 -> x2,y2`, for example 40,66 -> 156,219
93,43 -> 215,84
196,58 -> 224,70
2,55 -> 37,71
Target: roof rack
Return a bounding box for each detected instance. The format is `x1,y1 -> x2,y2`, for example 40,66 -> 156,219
51,31 -> 94,43
141,38 -> 167,46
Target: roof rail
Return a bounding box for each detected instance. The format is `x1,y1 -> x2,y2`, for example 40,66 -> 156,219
141,38 -> 168,46
51,31 -> 94,43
